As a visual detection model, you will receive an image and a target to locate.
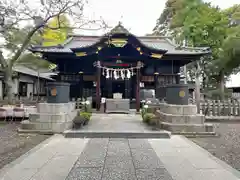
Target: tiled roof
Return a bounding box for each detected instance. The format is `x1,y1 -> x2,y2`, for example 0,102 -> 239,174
31,35 -> 209,55
30,23 -> 210,55
13,66 -> 57,80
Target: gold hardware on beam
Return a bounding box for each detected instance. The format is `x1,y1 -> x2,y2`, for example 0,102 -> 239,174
111,38 -> 127,47
140,52 -> 143,55
151,53 -> 163,59
96,51 -> 98,54
79,71 -> 84,74
154,72 -> 159,75
97,47 -> 102,50
111,38 -> 127,42
136,47 -> 141,51
75,52 -> 87,56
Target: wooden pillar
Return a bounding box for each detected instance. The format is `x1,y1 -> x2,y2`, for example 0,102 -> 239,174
96,61 -> 101,111
154,72 -> 159,97
125,78 -> 129,99
107,77 -> 112,98
79,72 -> 83,100
136,61 -> 141,112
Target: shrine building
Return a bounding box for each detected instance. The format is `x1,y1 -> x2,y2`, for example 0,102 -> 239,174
30,23 -> 210,112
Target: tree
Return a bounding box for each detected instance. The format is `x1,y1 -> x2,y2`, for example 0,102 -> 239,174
0,0 -> 106,104
42,14 -> 73,46
154,0 -> 240,100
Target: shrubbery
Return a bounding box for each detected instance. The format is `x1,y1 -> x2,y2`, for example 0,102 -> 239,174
73,101 -> 92,129
141,106 -> 157,126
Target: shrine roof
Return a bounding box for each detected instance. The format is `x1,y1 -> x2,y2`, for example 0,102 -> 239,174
30,23 -> 210,56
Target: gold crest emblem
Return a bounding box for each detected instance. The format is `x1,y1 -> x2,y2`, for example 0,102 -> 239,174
179,90 -> 185,97
51,88 -> 57,96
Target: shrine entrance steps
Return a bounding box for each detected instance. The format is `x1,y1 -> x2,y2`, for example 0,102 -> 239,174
64,113 -> 171,138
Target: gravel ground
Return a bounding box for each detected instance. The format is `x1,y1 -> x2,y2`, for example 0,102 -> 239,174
190,122 -> 240,171
0,122 -> 50,169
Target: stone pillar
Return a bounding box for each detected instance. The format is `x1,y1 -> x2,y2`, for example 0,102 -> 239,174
166,84 -> 189,105
46,82 -> 70,103
96,61 -> 101,111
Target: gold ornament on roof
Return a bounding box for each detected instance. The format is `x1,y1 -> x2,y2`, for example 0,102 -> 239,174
111,38 -> 127,47
76,52 -> 87,56
151,53 -> 163,59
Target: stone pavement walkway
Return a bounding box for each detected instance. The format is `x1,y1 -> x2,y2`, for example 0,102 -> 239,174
79,114 -> 148,132
0,135 -> 240,180
64,114 -> 170,138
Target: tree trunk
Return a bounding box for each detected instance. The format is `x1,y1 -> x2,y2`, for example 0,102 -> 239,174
195,62 -> 201,114
219,70 -> 225,100
5,68 -> 14,104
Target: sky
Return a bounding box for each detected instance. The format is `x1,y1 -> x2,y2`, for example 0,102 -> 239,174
80,0 -> 239,36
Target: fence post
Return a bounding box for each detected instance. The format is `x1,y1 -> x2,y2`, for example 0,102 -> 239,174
212,100 -> 216,116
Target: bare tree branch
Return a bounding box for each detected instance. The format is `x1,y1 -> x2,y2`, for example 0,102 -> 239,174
0,0 -> 107,103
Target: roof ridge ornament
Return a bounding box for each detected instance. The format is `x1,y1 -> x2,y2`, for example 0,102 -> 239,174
109,22 -> 130,35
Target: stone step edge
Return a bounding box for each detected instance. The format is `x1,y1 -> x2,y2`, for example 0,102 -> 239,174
63,131 -> 171,139
160,122 -> 213,127
180,132 -> 217,137
157,111 -> 204,118
17,128 -> 55,135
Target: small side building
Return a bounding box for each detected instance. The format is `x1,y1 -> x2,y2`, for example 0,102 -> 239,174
0,66 -> 56,100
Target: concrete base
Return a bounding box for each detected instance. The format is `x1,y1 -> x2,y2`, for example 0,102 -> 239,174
154,103 -> 215,136
19,102 -> 77,133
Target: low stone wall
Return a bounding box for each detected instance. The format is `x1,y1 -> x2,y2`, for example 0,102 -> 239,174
157,103 -> 197,115
20,102 -> 77,133
148,103 -> 215,135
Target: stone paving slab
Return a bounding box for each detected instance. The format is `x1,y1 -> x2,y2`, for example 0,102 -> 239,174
1,134 -> 240,180
149,135 -> 240,180
0,135 -> 89,180
66,138 -> 173,180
